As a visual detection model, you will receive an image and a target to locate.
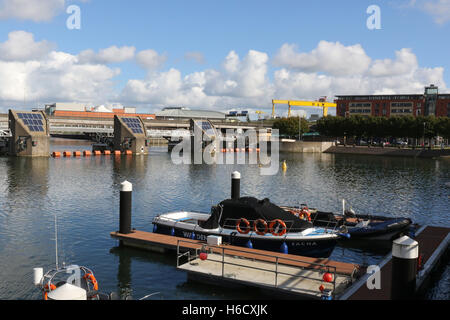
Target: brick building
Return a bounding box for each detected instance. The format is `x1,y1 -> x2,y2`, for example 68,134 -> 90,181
335,85 -> 450,118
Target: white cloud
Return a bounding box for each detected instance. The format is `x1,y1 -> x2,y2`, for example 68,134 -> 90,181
0,31 -> 55,61
423,0 -> 450,24
369,48 -> 418,77
272,41 -> 372,76
121,43 -> 446,113
395,0 -> 450,24
121,50 -> 273,110
0,32 -> 120,107
136,49 -> 167,71
184,51 -> 206,64
0,0 -> 65,22
78,46 -> 136,64
0,32 -> 447,115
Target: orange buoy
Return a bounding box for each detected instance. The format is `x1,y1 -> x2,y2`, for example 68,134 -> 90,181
94,151 -> 101,156
114,150 -> 121,156
63,151 -> 71,157
52,152 -> 61,158
248,148 -> 253,153
104,150 -> 111,155
83,273 -> 99,291
125,150 -> 132,155
73,151 -> 81,157
236,218 -> 251,234
253,219 -> 268,236
323,273 -> 333,283
83,151 -> 92,157
256,148 -> 261,153
235,148 -> 240,153
240,148 -> 245,152
269,219 -> 287,237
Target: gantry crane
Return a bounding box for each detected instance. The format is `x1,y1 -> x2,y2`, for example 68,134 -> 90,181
272,98 -> 336,118
255,110 -> 266,120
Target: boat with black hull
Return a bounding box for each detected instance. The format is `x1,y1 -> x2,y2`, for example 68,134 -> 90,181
152,197 -> 350,258
281,202 -> 413,242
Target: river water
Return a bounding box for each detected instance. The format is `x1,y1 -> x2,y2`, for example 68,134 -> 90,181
0,139 -> 448,300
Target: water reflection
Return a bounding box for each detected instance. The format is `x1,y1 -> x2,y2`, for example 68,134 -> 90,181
0,141 -> 449,300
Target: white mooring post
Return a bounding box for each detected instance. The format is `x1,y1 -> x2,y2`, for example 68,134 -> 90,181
391,235 -> 419,299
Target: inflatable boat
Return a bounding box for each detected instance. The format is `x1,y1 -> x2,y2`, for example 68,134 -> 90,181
284,206 -> 413,241
152,197 -> 350,258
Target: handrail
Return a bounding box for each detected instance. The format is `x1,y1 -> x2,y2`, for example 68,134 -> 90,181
176,239 -> 337,298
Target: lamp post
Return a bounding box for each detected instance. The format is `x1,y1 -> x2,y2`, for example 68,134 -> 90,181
423,122 -> 426,149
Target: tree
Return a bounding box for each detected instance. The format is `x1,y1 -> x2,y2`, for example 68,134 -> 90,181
273,117 -> 309,138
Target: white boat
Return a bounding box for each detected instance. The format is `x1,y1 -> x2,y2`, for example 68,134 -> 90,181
152,197 -> 350,258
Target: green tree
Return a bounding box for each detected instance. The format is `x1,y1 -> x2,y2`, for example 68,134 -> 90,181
273,117 -> 309,138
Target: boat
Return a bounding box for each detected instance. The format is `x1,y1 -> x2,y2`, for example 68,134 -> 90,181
33,264 -> 117,300
152,197 -> 350,258
32,215 -> 119,300
282,202 -> 413,241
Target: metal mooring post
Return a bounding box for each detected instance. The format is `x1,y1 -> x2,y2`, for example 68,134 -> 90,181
119,180 -> 133,235
231,171 -> 241,200
391,235 -> 419,299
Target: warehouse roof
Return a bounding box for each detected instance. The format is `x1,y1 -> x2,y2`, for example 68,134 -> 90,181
155,108 -> 226,120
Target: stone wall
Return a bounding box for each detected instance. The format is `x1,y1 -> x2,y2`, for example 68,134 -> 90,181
280,141 -> 334,153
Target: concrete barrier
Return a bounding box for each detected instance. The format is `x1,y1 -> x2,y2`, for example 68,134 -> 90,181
280,141 -> 333,153
324,146 -> 450,158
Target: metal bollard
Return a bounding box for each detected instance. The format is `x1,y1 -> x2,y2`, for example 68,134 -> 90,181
231,171 -> 241,200
119,180 -> 133,235
391,235 -> 419,299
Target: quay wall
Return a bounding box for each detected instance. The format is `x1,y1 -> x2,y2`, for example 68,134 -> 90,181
280,141 -> 333,153
324,146 -> 450,158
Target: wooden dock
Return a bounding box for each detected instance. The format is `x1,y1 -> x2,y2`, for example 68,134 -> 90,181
110,230 -> 360,276
339,225 -> 450,300
111,230 -> 361,299
110,225 -> 449,300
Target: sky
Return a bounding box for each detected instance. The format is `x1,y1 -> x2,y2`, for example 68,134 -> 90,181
0,0 -> 449,116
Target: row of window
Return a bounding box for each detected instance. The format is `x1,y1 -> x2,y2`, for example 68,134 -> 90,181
349,103 -> 371,108
391,102 -> 413,107
349,109 -> 371,113
337,95 -> 423,101
391,109 -> 413,113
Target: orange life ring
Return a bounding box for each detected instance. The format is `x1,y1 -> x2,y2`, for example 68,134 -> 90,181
269,219 -> 287,237
299,209 -> 311,222
84,273 -> 99,291
43,283 -> 56,300
253,219 -> 268,235
236,218 -> 251,234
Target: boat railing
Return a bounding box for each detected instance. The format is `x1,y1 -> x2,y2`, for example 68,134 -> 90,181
220,217 -> 339,238
176,239 -> 338,298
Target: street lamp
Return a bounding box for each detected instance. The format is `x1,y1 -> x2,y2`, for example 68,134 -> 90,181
423,122 -> 426,149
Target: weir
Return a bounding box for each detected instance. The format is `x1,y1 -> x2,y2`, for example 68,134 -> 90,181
8,110 -> 50,157
113,115 -> 149,155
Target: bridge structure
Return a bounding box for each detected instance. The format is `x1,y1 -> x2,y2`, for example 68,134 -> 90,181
0,112 -> 272,156
0,113 -> 269,140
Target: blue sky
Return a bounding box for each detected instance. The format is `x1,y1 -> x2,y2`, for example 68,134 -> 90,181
0,0 -> 449,115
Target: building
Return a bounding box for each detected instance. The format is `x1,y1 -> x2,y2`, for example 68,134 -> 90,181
44,103 -> 155,119
335,85 -> 450,118
155,107 -> 226,121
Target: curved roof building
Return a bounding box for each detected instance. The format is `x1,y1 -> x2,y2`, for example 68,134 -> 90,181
155,107 -> 226,120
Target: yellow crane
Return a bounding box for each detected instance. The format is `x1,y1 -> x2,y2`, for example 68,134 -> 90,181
272,98 -> 336,118
255,110 -> 266,120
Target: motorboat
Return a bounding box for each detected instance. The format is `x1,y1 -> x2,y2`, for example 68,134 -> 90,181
282,201 -> 413,241
152,197 -> 350,258
33,264 -> 117,300
32,215 -> 118,300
